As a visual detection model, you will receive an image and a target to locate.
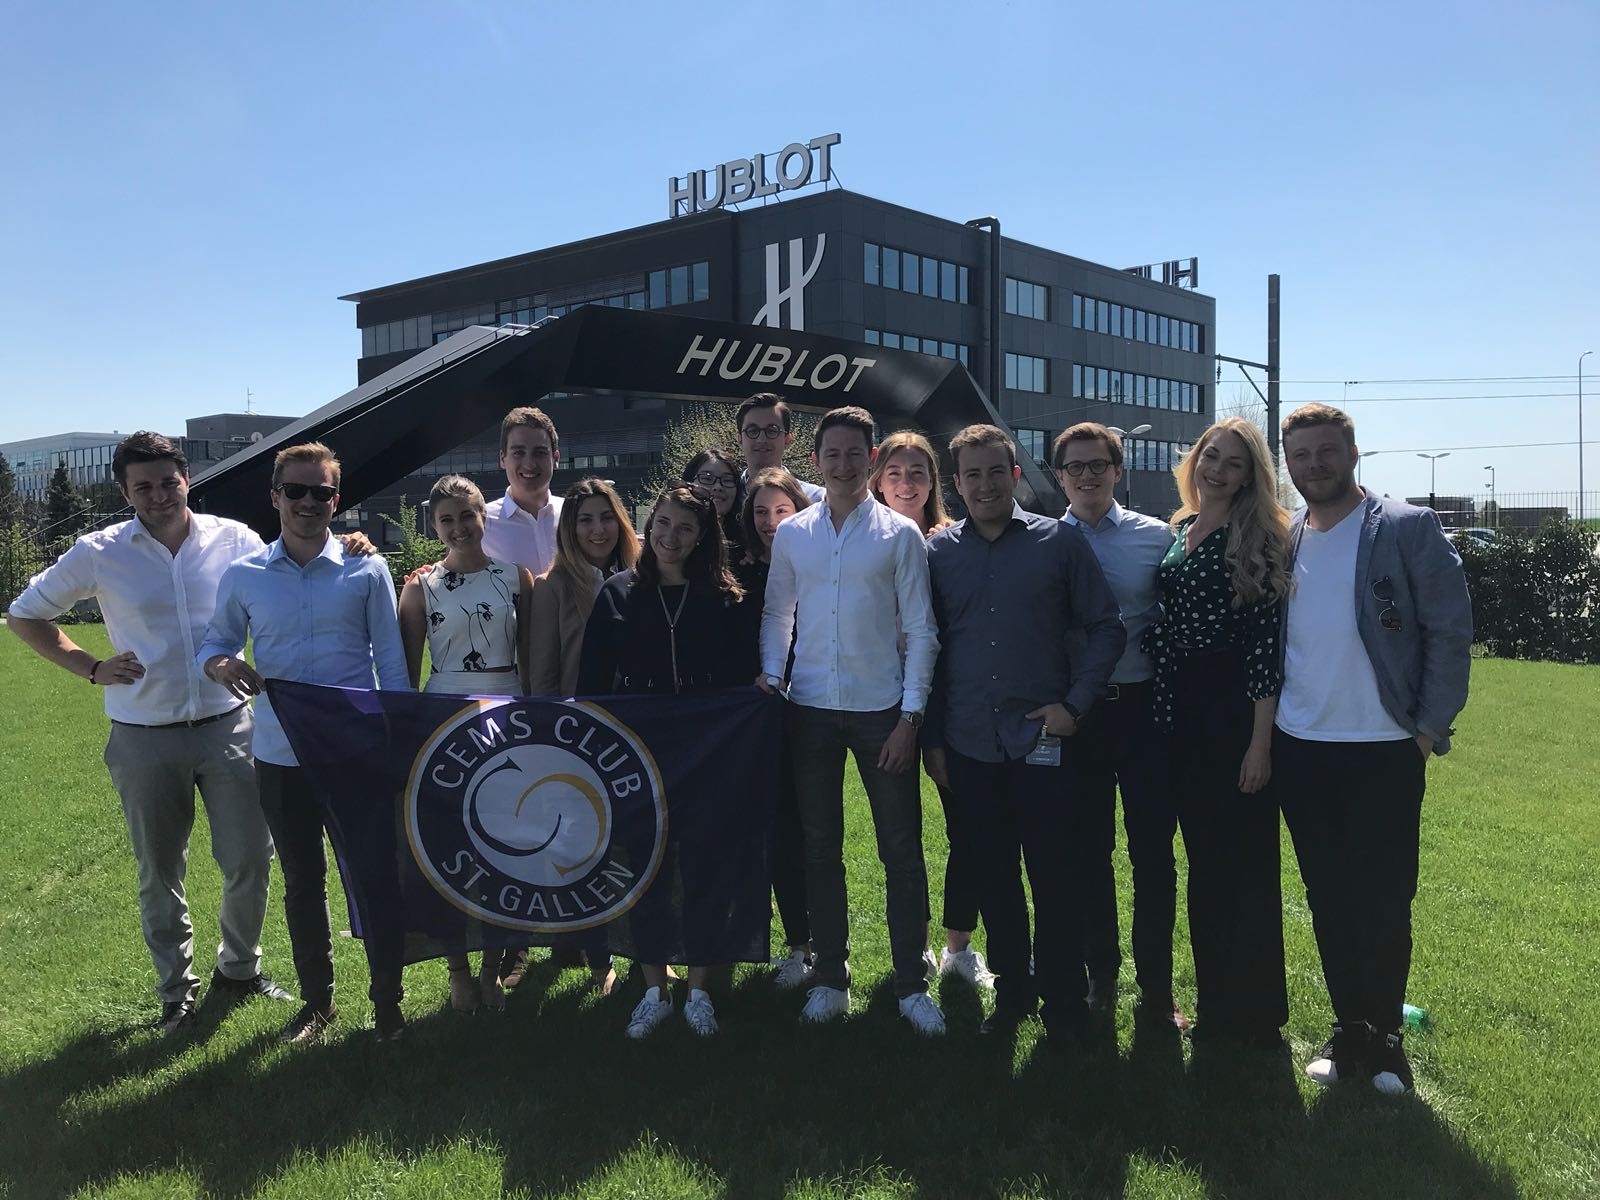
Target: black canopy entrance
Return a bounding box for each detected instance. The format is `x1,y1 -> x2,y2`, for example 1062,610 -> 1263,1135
189,306 -> 1065,531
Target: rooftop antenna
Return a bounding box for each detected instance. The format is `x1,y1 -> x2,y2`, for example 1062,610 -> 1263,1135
246,388 -> 256,416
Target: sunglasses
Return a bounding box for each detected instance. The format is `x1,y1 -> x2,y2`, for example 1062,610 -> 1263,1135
274,482 -> 338,503
1372,576 -> 1401,630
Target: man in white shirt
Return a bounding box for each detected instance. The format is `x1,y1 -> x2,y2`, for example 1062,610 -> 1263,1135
1278,403 -> 1472,1097
482,406 -> 563,576
757,406 -> 944,1035
736,392 -> 824,503
9,432 -> 290,1035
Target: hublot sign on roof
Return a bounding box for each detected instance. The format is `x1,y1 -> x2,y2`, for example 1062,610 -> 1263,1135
668,133 -> 840,218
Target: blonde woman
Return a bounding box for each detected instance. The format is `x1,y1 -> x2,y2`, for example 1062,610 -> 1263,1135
867,432 -> 990,990
1146,418 -> 1292,1050
398,475 -> 534,1014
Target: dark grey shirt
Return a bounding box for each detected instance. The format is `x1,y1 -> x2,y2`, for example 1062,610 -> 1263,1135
926,504 -> 1126,762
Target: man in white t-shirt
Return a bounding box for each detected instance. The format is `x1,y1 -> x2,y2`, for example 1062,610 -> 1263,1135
1278,403 -> 1472,1098
482,406 -> 563,576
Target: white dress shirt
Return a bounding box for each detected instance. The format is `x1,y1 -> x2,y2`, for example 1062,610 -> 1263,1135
760,493 -> 938,713
742,467 -> 825,504
198,535 -> 411,766
11,513 -> 263,725
482,490 -> 562,576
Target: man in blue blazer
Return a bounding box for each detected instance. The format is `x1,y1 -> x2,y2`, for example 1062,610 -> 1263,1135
1276,403 -> 1472,1097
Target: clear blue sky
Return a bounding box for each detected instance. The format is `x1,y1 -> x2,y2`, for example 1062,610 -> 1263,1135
3,0 -> 1596,502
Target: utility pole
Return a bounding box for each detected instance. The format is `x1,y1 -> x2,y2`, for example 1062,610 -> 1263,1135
1266,274 -> 1281,471
1483,464 -> 1496,529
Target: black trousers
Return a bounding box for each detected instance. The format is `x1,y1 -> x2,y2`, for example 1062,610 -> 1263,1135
770,760 -> 811,949
934,779 -> 982,934
945,746 -> 1085,1029
1069,680 -> 1178,1002
1169,650 -> 1287,1034
256,762 -> 402,1007
1276,729 -> 1425,1036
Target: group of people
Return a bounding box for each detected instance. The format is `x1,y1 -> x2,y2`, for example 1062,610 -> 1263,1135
11,389 -> 1472,1097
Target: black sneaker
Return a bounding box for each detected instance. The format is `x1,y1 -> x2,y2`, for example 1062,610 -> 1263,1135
280,1001 -> 337,1046
1306,1023 -> 1367,1086
373,1001 -> 406,1043
211,968 -> 292,1002
157,999 -> 197,1036
1370,1030 -> 1414,1096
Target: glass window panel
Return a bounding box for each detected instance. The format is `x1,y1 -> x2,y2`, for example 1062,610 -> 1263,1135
628,291 -> 644,309
1159,315 -> 1170,345
902,253 -> 920,293
1072,294 -> 1082,328
941,341 -> 956,359
375,323 -> 390,354
1005,353 -> 1017,389
922,256 -> 939,297
670,265 -> 689,304
648,271 -> 666,308
1098,367 -> 1110,399
941,260 -> 956,300
958,346 -> 969,366
959,265 -> 969,303
362,326 -> 376,357
1073,363 -> 1083,397
865,242 -> 880,285
883,247 -> 900,289
1111,305 -> 1122,337
1097,299 -> 1109,332
864,328 -> 880,345
884,332 -> 901,349
693,260 -> 709,301
1005,277 -> 1018,314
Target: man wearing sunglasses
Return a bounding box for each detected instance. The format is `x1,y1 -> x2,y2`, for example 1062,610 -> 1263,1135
1053,423 -> 1189,1036
736,393 -> 823,503
9,431 -> 296,1037
1277,404 -> 1471,1097
199,442 -> 412,1046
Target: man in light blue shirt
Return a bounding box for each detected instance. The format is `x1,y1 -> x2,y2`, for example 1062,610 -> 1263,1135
199,442 -> 411,1045
1056,423 -> 1188,1034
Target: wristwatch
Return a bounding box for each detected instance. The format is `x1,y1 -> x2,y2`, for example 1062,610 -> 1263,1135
1062,702 -> 1082,722
900,710 -> 924,729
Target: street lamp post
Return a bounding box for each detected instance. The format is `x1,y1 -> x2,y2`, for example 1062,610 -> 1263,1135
1581,351 -> 1593,524
1108,423 -> 1153,511
1418,452 -> 1450,515
1483,465 -> 1496,529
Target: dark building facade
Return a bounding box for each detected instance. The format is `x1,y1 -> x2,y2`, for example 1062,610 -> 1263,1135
341,188 -> 1215,537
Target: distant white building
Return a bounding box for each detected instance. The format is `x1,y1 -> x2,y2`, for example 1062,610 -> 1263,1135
0,432 -> 124,503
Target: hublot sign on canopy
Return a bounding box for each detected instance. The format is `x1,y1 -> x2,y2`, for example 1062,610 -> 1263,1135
668,133 -> 841,218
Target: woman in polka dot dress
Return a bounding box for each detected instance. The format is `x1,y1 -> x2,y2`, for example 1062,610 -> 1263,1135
1145,418 -> 1292,1049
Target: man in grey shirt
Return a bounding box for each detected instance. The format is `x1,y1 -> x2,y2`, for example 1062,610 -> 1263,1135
924,425 -> 1125,1042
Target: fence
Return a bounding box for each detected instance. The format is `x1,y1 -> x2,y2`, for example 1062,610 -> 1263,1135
1410,492 -> 1600,532
1,507 -> 131,618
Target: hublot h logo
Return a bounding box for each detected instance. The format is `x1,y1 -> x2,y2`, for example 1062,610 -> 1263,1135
753,234 -> 826,332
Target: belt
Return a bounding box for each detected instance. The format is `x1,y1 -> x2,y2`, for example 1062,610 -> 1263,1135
112,704 -> 246,731
1101,680 -> 1153,702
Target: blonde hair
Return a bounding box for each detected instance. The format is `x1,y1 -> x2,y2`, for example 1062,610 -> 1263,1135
427,474 -> 485,515
869,430 -> 949,531
1172,418 -> 1291,608
551,477 -> 639,587
272,442 -> 339,489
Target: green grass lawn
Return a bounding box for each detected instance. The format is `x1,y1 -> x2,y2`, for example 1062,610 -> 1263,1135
1,627 -> 1595,1199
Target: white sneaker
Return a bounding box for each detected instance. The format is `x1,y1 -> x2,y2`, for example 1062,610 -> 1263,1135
799,985 -> 851,1024
624,986 -> 673,1040
771,948 -> 814,991
922,949 -> 939,983
682,989 -> 719,1037
898,991 -> 947,1037
939,946 -> 997,990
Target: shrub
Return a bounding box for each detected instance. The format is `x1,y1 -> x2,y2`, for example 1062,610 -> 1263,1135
1457,520 -> 1600,664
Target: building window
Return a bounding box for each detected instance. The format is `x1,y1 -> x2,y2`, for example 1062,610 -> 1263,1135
1073,294 -> 1206,356
862,242 -> 971,305
1005,277 -> 1049,320
1005,353 -> 1048,393
865,328 -> 971,365
1015,428 -> 1050,468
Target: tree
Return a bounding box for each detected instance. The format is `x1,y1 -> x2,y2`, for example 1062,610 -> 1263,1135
633,402 -> 822,513
0,451 -> 19,528
44,461 -> 91,549
380,496 -> 445,592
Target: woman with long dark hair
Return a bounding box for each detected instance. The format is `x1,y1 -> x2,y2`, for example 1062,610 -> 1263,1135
736,468 -> 814,989
683,448 -> 746,561
1147,417 -> 1292,1049
577,483 -> 755,1039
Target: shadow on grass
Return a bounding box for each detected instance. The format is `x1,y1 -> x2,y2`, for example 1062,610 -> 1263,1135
0,963 -> 1520,1200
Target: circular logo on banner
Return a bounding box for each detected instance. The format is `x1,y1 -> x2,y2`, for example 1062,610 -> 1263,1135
405,700 -> 666,932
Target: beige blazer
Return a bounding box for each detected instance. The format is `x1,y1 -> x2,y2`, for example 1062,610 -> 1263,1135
525,566 -> 602,696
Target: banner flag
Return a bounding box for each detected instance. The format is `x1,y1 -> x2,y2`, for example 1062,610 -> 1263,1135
265,680 -> 782,967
